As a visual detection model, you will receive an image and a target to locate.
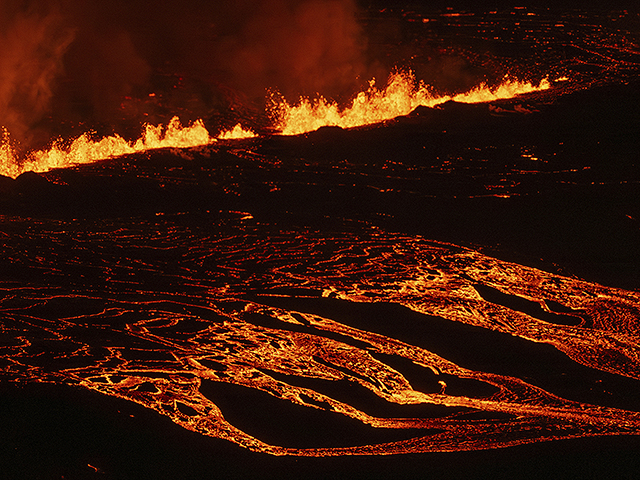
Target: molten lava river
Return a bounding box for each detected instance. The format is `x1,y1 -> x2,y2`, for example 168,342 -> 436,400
2,210 -> 640,456
1,3 -> 640,476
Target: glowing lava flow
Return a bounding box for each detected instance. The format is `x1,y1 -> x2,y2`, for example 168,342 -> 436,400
271,71 -> 551,135
2,216 -> 640,456
0,119 -> 256,179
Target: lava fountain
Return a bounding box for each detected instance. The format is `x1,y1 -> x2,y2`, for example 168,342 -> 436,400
270,70 -> 552,135
1,70 -> 550,178
0,118 -> 256,178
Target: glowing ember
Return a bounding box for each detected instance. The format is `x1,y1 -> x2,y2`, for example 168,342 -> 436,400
0,118 -> 259,179
271,71 -> 551,136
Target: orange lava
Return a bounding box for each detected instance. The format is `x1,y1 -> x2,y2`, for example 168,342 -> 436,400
0,119 -> 255,178
271,71 -> 551,135
3,218 -> 639,456
1,71 -> 552,178
217,124 -> 258,140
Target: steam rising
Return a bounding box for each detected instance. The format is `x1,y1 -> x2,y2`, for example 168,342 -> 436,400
0,0 -> 367,152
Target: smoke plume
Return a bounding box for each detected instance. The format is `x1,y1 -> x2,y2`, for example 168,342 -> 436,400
0,2 -> 75,148
0,0 -> 368,151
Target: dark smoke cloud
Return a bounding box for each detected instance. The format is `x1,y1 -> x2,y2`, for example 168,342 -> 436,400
0,0 -> 369,150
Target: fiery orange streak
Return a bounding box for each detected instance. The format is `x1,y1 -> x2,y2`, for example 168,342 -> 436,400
271,71 -> 551,136
0,118 -> 255,179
